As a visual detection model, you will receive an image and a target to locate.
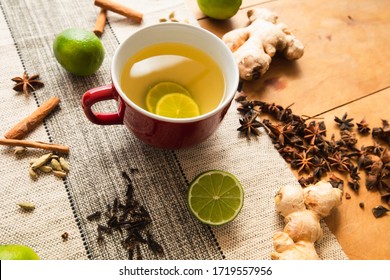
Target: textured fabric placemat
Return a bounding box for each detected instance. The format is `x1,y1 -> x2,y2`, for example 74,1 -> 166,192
0,0 -> 347,260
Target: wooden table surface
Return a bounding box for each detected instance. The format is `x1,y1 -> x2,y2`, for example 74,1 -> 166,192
186,0 -> 390,260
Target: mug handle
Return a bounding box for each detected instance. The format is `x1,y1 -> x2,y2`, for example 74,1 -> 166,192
81,84 -> 124,125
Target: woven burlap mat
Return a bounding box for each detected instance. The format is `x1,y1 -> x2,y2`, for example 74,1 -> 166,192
0,0 -> 347,260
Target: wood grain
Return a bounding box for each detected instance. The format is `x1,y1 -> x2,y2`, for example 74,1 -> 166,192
320,89 -> 390,260
186,0 -> 390,259
193,0 -> 390,117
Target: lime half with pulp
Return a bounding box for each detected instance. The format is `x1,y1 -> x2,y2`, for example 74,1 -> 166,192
146,81 -> 191,113
187,170 -> 244,226
155,93 -> 200,118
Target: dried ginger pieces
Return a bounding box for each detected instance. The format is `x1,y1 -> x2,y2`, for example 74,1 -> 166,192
222,8 -> 304,80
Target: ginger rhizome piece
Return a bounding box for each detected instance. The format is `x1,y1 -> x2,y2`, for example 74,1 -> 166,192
271,181 -> 342,260
222,8 -> 304,81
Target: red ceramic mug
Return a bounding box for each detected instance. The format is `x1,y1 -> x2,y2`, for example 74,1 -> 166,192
81,23 -> 239,149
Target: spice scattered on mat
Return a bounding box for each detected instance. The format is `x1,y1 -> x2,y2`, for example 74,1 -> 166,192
61,232 -> 69,241
17,202 -> 35,212
87,171 -> 164,259
28,153 -> 70,180
159,11 -> 189,23
11,71 -> 44,96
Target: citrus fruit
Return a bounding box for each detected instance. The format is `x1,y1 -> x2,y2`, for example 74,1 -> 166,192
53,28 -> 105,76
155,93 -> 200,118
197,0 -> 242,20
187,170 -> 244,226
0,244 -> 40,260
146,82 -> 191,113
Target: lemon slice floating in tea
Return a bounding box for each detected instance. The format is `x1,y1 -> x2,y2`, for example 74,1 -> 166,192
155,93 -> 200,118
146,81 -> 191,113
187,170 -> 244,226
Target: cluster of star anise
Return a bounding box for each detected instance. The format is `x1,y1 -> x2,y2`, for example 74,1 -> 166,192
236,93 -> 390,209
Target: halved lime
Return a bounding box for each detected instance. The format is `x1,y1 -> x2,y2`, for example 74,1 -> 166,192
146,81 -> 191,113
187,170 -> 244,226
155,93 -> 200,118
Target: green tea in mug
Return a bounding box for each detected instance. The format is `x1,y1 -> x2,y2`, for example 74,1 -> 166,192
120,42 -> 225,118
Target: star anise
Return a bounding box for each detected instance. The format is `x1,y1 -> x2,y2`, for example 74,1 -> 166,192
11,71 -> 44,96
237,112 -> 262,139
277,123 -> 296,146
364,142 -> 384,156
328,151 -> 352,172
276,103 -> 294,122
348,166 -> 360,192
304,121 -> 326,145
298,175 -> 318,187
278,145 -> 298,163
365,159 -> 383,190
312,155 -> 329,178
348,178 -> 360,192
237,100 -> 264,116
334,112 -> 354,131
328,173 -> 344,189
262,102 -> 284,116
339,130 -> 358,147
372,119 -> 390,144
356,118 -> 370,134
291,150 -> 314,174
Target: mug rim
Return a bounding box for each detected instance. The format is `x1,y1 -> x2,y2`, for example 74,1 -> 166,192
111,23 -> 239,124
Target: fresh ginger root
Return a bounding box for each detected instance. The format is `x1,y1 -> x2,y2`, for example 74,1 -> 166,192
222,8 -> 304,80
271,181 -> 342,260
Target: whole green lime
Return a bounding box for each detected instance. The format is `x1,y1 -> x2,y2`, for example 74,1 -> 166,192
197,0 -> 242,20
0,244 -> 40,260
53,28 -> 105,76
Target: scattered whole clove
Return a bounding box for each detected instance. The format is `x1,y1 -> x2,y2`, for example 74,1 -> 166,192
86,171 -> 164,259
87,211 -> 102,221
61,232 -> 69,241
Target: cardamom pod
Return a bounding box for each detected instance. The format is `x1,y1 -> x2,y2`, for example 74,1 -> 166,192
30,158 -> 38,165
17,202 -> 35,211
51,158 -> 63,171
59,157 -> 69,172
29,167 -> 39,180
53,170 -> 67,178
39,165 -> 53,173
50,155 -> 59,159
31,153 -> 53,170
14,147 -> 27,154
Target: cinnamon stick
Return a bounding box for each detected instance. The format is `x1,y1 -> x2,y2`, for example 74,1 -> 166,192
0,139 -> 69,154
93,8 -> 107,37
94,0 -> 143,23
4,96 -> 60,139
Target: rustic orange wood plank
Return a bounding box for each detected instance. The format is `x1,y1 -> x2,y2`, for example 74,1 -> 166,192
197,0 -> 390,117
186,0 -> 390,260
318,88 -> 390,260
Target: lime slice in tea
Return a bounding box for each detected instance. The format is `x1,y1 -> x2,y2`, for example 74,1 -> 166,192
146,81 -> 191,113
187,170 -> 244,226
155,93 -> 200,118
